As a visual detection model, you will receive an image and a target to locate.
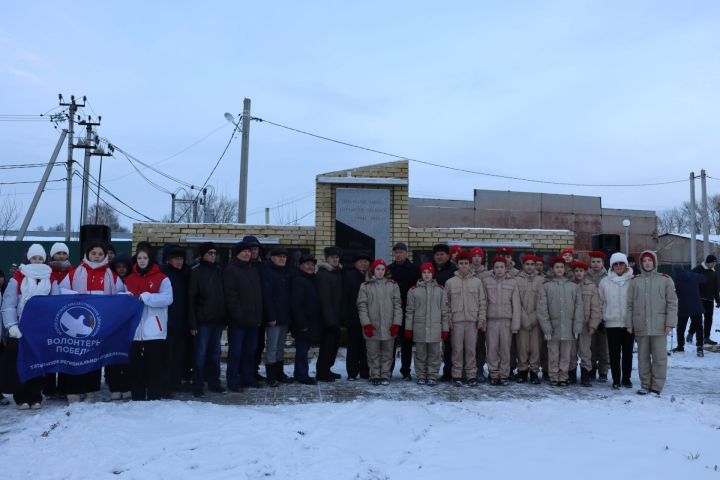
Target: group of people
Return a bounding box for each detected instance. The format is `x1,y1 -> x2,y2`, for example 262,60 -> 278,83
1,234 -> 710,410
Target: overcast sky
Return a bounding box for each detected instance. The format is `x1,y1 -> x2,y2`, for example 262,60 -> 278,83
1,1 -> 719,230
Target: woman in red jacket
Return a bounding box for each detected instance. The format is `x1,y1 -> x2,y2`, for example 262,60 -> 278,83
58,241 -> 125,403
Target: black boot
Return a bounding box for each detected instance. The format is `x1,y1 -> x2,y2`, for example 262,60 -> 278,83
515,370 -> 528,383
697,347 -> 704,357
529,371 -> 540,384
568,367 -> 577,384
265,363 -> 279,388
580,368 -> 592,387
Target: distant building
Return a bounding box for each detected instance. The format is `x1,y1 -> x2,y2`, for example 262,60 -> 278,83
658,233 -> 720,265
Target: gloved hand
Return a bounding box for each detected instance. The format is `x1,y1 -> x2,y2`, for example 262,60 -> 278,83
390,324 -> 400,337
363,324 -> 375,337
8,325 -> 22,339
139,292 -> 151,303
441,331 -> 449,342
544,334 -> 552,341
404,330 -> 413,340
574,333 -> 579,340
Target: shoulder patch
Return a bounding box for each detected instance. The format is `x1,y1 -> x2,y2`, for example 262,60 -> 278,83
631,275 -> 639,280
661,273 -> 669,278
362,281 -> 369,285
438,285 -> 444,289
410,285 -> 417,290
387,279 -> 397,284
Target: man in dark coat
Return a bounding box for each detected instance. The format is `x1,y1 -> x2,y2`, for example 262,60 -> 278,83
433,243 -> 458,381
160,243 -> 193,396
343,253 -> 371,380
671,264 -> 706,356
290,254 -> 321,385
188,242 -> 226,397
244,235 -> 269,381
691,255 -> 720,346
261,247 -> 293,387
224,241 -> 264,391
315,246 -> 344,382
388,242 -> 420,380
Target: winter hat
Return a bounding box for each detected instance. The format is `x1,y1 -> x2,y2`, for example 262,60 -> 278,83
706,254 -> 717,264
456,251 -> 473,263
197,242 -> 217,258
470,247 -> 485,258
27,243 -> 47,262
353,253 -> 372,263
608,252 -> 628,267
572,261 -> 588,270
521,254 -> 536,263
370,259 -> 387,273
392,242 -> 408,252
490,256 -> 507,265
588,251 -> 607,260
419,262 -> 435,276
299,254 -> 317,265
497,246 -> 513,256
232,241 -> 252,256
269,247 -> 289,257
50,242 -> 69,258
560,248 -> 575,259
162,243 -> 185,260
450,245 -> 463,256
549,256 -> 565,267
242,236 -> 261,247
324,246 -> 342,258
432,243 -> 450,255
640,251 -> 655,264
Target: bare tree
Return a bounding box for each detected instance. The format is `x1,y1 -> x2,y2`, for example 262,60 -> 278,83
87,203 -> 129,232
657,195 -> 720,235
0,191 -> 20,239
168,189 -> 238,223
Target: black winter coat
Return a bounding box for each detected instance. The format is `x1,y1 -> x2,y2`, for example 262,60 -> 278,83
290,270 -> 321,339
261,263 -> 291,326
223,258 -> 263,328
343,267 -> 366,327
434,262 -> 457,287
388,259 -> 420,309
672,269 -> 706,317
316,262 -> 343,328
692,264 -> 720,304
188,261 -> 226,329
161,263 -> 191,330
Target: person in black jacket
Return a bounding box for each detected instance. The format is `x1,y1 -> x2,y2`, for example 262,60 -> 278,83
432,244 -> 458,381
261,247 -> 293,387
689,255 -> 720,345
290,254 -> 320,385
388,242 -> 420,380
188,242 -> 226,397
315,246 -> 344,382
224,241 -> 263,391
244,235 -> 269,382
671,264 -> 706,356
160,243 -> 193,396
343,253 -> 371,380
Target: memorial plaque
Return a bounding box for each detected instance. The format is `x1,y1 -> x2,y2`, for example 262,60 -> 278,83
336,188 -> 391,261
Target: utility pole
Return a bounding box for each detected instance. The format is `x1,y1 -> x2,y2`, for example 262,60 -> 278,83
701,169 -> 710,260
17,130 -> 68,241
690,172 -> 697,268
238,97 -> 251,223
171,193 -> 176,222
59,94 -> 86,241
79,116 -> 102,225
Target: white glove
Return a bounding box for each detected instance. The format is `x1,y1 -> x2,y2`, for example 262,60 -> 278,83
544,334 -> 552,341
8,325 -> 22,339
139,292 -> 151,303
574,333 -> 579,340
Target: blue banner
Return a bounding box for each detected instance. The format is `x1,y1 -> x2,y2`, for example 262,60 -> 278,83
17,294 -> 143,383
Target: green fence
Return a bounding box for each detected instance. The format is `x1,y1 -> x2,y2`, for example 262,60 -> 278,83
0,241 -> 132,274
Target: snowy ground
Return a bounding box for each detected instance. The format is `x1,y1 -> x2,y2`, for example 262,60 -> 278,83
2,335 -> 720,479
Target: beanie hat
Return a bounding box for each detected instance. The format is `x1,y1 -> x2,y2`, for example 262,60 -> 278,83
572,261 -> 588,270
432,243 -> 450,255
419,262 -> 435,276
560,248 -> 575,258
609,252 -> 628,267
456,251 -> 473,263
450,245 -> 463,255
470,247 -> 485,258
588,251 -> 607,260
706,254 -> 717,264
392,242 -> 408,252
497,246 -> 513,256
521,254 -> 536,263
232,241 -> 252,256
550,256 -> 565,267
370,259 -> 387,273
197,242 -> 217,258
27,243 -> 47,262
490,256 -> 507,265
50,242 -> 69,258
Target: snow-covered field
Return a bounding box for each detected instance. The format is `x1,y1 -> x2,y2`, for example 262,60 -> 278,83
2,335 -> 720,479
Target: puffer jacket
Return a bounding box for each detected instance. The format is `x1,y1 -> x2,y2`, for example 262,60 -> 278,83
481,274 -> 521,332
357,276 -> 402,341
445,270 -> 487,327
515,270 -> 544,330
626,250 -> 678,335
598,269 -> 634,328
587,267 -> 607,287
537,277 -> 584,340
577,277 -> 602,331
405,279 -> 449,343
124,264 -> 174,341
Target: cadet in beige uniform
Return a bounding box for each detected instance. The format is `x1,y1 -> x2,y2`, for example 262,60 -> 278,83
571,261 -> 602,387
587,250 -> 610,382
470,247 -> 490,383
515,254 -> 545,384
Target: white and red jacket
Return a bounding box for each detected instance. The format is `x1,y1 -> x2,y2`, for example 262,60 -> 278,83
124,264 -> 173,341
59,259 -> 125,295
2,265 -> 53,329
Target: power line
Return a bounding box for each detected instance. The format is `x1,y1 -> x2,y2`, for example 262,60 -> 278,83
0,178 -> 65,186
115,151 -> 173,194
73,169 -> 157,222
109,143 -> 194,188
253,116 -> 690,188
0,162 -> 66,170
286,210 -> 314,225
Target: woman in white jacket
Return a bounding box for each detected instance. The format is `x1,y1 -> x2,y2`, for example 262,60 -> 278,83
598,252 -> 635,390
1,244 -> 53,409
123,246 -> 173,401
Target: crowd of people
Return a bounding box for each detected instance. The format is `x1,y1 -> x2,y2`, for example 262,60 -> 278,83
0,234 -> 716,411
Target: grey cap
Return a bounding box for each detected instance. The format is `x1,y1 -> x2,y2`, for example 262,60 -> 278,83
392,242 -> 408,252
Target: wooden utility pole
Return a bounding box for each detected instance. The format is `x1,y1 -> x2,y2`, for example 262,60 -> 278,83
59,94 -> 86,241
238,97 -> 251,223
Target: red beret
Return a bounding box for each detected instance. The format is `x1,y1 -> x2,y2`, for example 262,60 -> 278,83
370,259 -> 387,272
640,252 -> 655,262
534,255 -> 545,264
456,251 -> 473,263
560,248 -> 575,258
490,256 -> 507,265
497,247 -> 513,256
419,262 -> 435,276
470,247 -> 485,257
588,251 -> 607,260
450,245 -> 463,255
572,261 -> 588,270
550,256 -> 565,267
521,254 -> 536,263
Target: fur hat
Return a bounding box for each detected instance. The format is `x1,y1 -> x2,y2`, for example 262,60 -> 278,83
323,246 -> 342,258
27,243 -> 47,262
50,242 -> 69,258
609,252 -> 628,267
197,242 -> 217,258
432,243 -> 450,255
419,262 -> 435,276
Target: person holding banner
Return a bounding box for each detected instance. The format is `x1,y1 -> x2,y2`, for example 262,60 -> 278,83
58,241 -> 125,403
43,242 -> 72,398
125,246 -> 173,401
1,244 -> 53,410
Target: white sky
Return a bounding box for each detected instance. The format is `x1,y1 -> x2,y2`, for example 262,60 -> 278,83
1,1 -> 719,229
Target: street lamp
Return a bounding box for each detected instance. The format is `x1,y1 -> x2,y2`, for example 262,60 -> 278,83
622,219 -> 631,255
